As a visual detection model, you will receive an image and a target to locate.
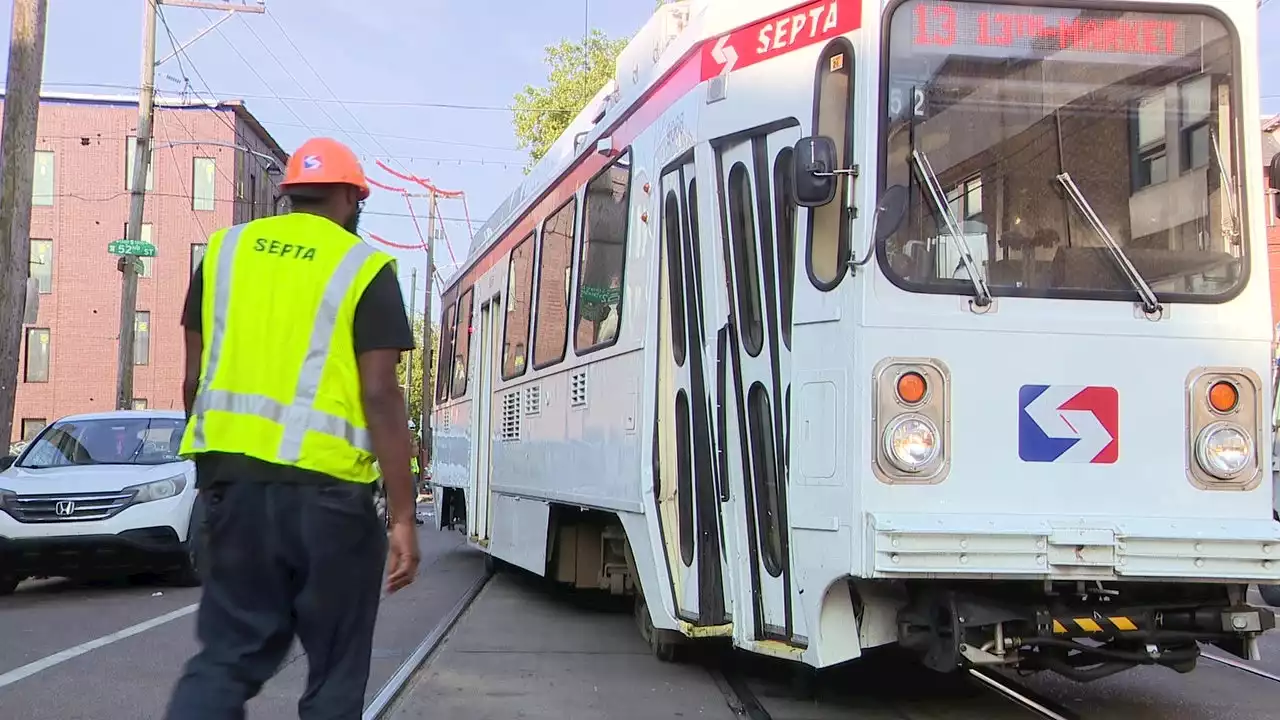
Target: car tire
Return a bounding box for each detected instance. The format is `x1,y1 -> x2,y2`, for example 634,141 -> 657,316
165,497 -> 205,588
0,574 -> 20,596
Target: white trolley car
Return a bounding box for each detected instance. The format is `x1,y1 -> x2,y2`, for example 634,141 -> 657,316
430,0 -> 1280,682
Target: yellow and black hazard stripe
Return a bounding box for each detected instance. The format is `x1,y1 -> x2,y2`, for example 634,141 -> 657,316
1050,616 -> 1142,636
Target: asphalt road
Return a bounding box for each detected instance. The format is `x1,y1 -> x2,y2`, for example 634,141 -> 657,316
0,522 -> 487,719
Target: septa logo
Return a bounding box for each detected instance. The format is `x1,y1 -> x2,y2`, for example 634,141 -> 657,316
1018,385 -> 1119,464
302,155 -> 322,171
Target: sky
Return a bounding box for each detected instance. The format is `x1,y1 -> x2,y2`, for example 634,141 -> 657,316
0,0 -> 1278,325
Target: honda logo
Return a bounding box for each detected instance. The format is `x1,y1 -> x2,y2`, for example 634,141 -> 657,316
53,500 -> 76,517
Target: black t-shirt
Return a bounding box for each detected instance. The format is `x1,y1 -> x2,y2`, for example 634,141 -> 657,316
183,257 -> 415,487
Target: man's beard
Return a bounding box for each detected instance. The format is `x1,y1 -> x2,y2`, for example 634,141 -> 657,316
343,205 -> 362,234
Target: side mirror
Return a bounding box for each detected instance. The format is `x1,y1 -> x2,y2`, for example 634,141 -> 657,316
792,136 -> 839,207
874,185 -> 910,242
0,456 -> 15,472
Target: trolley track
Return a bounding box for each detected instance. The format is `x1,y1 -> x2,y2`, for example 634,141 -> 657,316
361,571 -> 492,720
1201,648 -> 1280,685
968,668 -> 1081,720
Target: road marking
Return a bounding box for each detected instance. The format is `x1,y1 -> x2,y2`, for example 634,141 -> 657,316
0,603 -> 198,690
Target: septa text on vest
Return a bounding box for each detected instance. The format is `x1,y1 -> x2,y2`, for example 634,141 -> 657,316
254,237 -> 317,261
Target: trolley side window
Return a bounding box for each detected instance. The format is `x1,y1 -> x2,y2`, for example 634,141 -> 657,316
450,287 -> 475,399
435,296 -> 457,404
728,162 -> 765,357
663,188 -> 688,367
807,40 -> 854,290
532,197 -> 578,370
773,149 -> 797,350
574,149 -> 633,354
502,231 -> 537,380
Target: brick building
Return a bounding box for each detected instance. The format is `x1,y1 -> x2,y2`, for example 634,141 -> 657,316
5,92 -> 288,444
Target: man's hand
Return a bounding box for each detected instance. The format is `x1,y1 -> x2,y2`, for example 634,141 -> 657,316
385,520 -> 420,594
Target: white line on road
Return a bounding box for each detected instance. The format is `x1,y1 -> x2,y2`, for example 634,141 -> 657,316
0,603 -> 199,691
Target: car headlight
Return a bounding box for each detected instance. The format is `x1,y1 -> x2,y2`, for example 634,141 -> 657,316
126,475 -> 188,504
883,415 -> 939,473
1195,422 -> 1252,479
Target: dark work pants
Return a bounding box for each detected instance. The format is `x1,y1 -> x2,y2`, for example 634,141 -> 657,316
165,481 -> 386,720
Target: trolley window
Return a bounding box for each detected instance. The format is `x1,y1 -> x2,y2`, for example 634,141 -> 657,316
808,40 -> 854,290
532,197 -> 578,369
773,148 -> 797,350
450,287 -> 474,399
728,162 -> 765,357
502,231 -> 537,380
435,296 -> 457,404
574,150 -> 632,354
663,189 -> 688,367
879,1 -> 1245,303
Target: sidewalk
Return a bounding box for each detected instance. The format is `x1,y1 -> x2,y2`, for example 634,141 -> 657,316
387,571 -> 736,720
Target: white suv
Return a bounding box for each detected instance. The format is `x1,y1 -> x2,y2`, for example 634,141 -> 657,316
0,410 -> 202,595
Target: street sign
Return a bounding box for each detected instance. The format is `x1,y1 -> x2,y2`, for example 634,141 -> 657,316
108,239 -> 157,257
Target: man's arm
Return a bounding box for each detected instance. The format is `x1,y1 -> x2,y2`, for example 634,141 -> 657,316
353,265 -> 417,523
181,263 -> 204,418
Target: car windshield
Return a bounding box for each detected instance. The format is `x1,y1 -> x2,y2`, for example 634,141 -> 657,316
17,417 -> 188,468
879,1 -> 1244,303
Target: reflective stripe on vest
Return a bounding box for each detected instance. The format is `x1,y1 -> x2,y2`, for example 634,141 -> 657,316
189,223 -> 375,460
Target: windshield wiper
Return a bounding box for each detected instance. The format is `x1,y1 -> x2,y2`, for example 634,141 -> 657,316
1208,126 -> 1242,246
909,148 -> 992,307
1055,172 -> 1161,314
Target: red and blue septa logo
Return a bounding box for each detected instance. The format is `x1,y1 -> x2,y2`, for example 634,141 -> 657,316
1018,385 -> 1119,464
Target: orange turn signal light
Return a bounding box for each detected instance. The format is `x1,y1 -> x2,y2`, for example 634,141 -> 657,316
896,372 -> 927,405
1208,381 -> 1239,413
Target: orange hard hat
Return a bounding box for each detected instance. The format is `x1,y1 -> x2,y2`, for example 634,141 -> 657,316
280,137 -> 371,200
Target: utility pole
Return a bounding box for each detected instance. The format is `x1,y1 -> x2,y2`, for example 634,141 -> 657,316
116,0 -> 265,410
420,190 -> 437,465
116,0 -> 158,410
0,0 -> 49,443
404,267 -> 416,421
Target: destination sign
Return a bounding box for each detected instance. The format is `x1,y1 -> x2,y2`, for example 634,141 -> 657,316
905,1 -> 1202,64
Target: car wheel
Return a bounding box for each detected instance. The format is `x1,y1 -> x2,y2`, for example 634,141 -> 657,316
165,498 -> 205,588
0,573 -> 22,596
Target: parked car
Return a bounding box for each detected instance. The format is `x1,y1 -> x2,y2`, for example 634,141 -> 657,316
0,410 -> 202,595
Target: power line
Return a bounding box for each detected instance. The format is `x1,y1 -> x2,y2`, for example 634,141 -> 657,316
44,189 -> 480,223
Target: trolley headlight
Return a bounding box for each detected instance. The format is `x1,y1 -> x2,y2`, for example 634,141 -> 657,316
883,415 -> 938,473
1195,422 -> 1252,479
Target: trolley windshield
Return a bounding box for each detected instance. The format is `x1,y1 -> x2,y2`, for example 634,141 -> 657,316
878,1 -> 1244,303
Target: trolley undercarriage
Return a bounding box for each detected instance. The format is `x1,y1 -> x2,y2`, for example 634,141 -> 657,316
896,580 -> 1276,682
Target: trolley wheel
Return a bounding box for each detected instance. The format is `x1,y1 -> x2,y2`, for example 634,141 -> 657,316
484,552 -> 508,574
634,591 -> 685,663
0,573 -> 19,596
1260,583 -> 1280,608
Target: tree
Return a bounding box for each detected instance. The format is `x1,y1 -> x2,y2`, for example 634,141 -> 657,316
396,315 -> 439,436
511,28 -> 629,171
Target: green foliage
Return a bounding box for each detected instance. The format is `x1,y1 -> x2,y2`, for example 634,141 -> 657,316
511,28 -> 630,172
395,315 -> 439,435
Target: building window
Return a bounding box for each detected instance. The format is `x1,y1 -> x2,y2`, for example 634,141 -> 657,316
1180,75 -> 1212,173
1133,92 -> 1168,190
32,150 -> 54,206
190,243 -> 207,276
125,136 -> 154,191
501,231 -> 536,380
193,157 -> 216,211
573,150 -> 632,354
532,197 -> 578,369
132,399 -> 148,410
29,239 -> 52,294
249,172 -> 259,220
20,418 -> 46,443
24,328 -> 49,383
134,311 -> 151,366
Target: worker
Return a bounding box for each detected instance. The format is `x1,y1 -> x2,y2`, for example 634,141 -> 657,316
164,137 -> 421,720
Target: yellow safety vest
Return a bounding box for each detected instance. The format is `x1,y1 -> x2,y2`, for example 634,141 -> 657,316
178,214 -> 396,484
